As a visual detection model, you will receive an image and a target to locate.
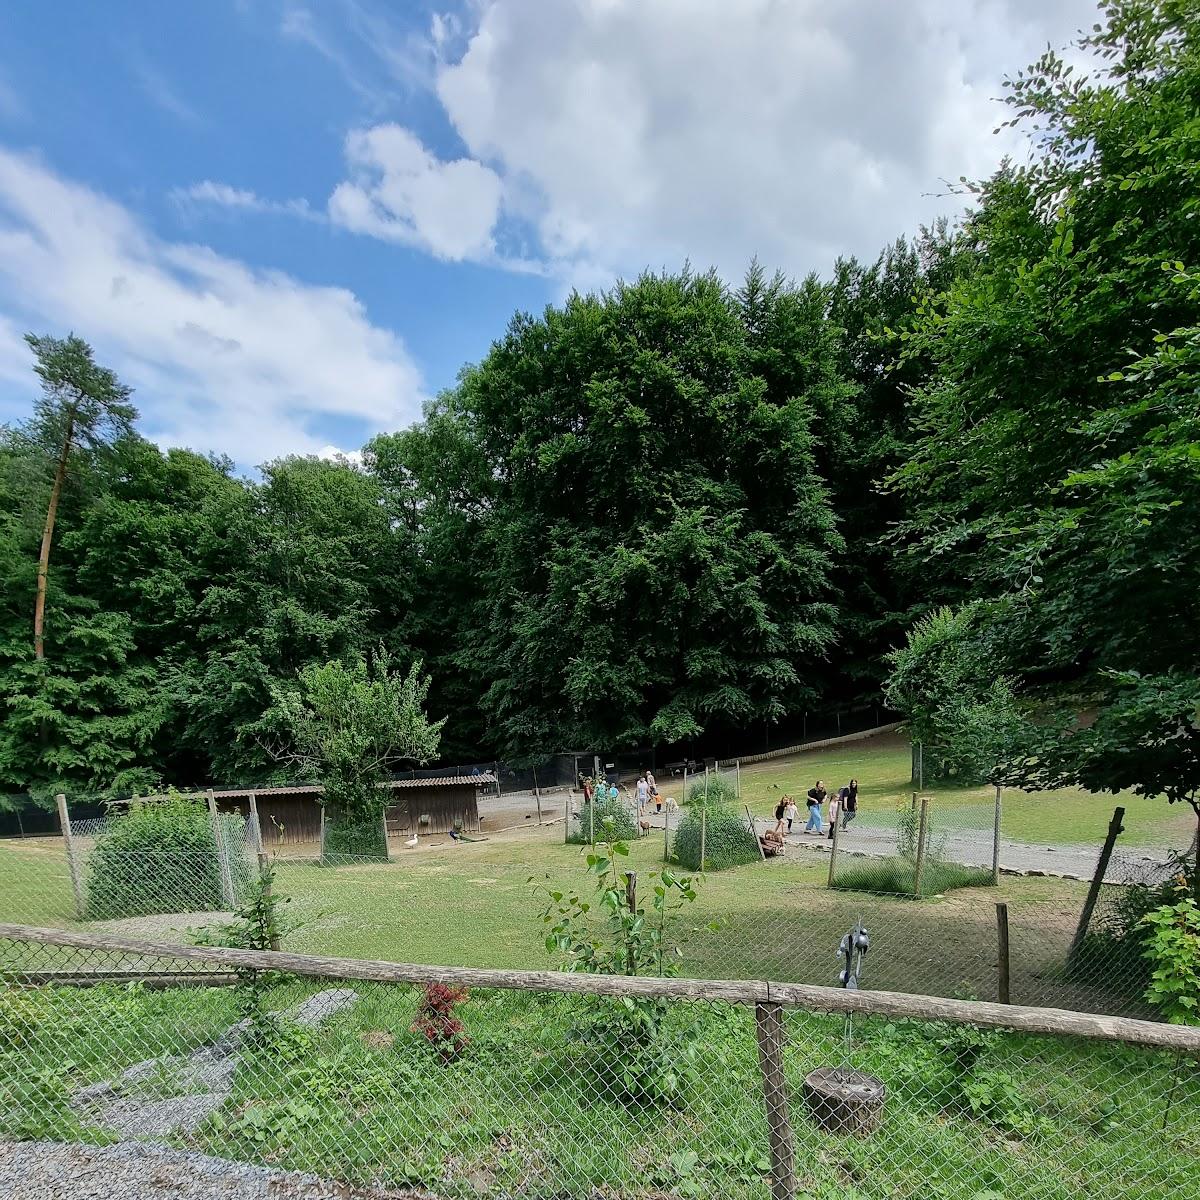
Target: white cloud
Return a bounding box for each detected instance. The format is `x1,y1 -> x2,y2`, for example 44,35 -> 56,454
328,124 -> 504,262
0,149 -> 426,463
171,180 -> 321,222
391,0 -> 1100,285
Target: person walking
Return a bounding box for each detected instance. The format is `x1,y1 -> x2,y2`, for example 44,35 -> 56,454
805,781 -> 826,835
636,772 -> 649,815
827,791 -> 840,839
839,779 -> 859,830
785,797 -> 798,834
773,795 -> 789,837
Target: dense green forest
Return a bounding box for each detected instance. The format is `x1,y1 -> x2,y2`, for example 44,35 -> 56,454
1,1 -> 1197,820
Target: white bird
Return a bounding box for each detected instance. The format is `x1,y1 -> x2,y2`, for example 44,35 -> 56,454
405,833 -> 419,849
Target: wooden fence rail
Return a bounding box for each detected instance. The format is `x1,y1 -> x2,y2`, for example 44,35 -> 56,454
1,922 -> 1196,1056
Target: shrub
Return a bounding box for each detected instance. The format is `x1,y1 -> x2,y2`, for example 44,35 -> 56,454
411,983 -> 470,1060
567,794 -> 637,844
672,802 -> 759,871
1141,897 -> 1200,1025
86,793 -> 239,919
684,776 -> 738,808
833,856 -> 993,897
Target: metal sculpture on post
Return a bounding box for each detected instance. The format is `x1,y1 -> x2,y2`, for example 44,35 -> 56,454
837,920 -> 870,990
803,920 -> 886,1135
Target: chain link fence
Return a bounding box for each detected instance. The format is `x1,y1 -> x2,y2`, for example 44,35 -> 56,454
0,924 -> 1196,1200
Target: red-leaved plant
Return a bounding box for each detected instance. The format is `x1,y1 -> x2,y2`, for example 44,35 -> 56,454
411,983 -> 470,1061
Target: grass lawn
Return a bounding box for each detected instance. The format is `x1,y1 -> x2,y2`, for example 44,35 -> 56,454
0,973 -> 1194,1200
706,731 -> 1198,849
0,818 -> 1156,1017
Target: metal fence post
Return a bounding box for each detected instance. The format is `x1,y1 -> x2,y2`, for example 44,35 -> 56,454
991,784 -> 1002,886
754,1002 -> 796,1200
996,901 -> 1011,1004
700,806 -> 707,871
207,789 -> 236,909
736,758 -> 742,800
55,793 -> 85,920
247,791 -> 264,856
827,813 -> 841,887
664,805 -> 671,862
913,796 -> 930,897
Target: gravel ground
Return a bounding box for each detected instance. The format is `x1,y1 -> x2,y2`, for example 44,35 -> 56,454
0,1141 -> 412,1199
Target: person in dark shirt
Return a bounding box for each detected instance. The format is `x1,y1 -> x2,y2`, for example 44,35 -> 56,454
839,779 -> 859,830
804,781 -> 826,834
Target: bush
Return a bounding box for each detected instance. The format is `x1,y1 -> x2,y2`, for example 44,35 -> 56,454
86,794 -> 242,919
1141,897 -> 1200,1024
833,856 -> 993,897
321,811 -> 388,861
684,776 -> 738,808
672,802 -> 759,871
411,983 -> 470,1061
567,794 -> 637,844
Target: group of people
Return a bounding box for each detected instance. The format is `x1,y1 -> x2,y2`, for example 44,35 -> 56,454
772,778 -> 858,840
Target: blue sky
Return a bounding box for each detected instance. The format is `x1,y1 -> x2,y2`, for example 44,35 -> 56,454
0,0 -> 1098,470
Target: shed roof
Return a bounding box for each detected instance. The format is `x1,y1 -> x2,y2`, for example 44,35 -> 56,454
199,774 -> 497,801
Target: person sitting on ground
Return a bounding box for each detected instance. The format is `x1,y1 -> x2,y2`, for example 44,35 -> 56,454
840,779 -> 859,830
805,781 -> 826,835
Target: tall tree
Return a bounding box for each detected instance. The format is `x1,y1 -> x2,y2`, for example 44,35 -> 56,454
447,268 -> 843,760
886,0 -> 1200,847
23,335 -> 136,661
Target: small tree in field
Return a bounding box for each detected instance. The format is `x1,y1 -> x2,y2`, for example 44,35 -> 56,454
271,648 -> 443,858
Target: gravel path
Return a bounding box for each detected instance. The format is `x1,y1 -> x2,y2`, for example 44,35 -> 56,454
0,1141 -> 409,1200
641,811 -> 1176,882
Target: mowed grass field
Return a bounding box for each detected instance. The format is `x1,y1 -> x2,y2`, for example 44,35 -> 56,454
0,810 -> 1155,1015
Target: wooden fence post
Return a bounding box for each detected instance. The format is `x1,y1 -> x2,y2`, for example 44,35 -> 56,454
827,814 -> 841,887
56,794 -> 85,920
207,790 -> 236,909
589,794 -> 595,846
754,1002 -> 796,1200
736,758 -> 742,800
996,901 -> 1011,1004
533,766 -> 543,826
913,796 -> 930,898
1069,806 -> 1126,961
380,805 -> 391,862
664,805 -> 671,862
564,793 -> 571,844
247,792 -> 264,856
747,805 -> 766,861
700,807 -> 707,871
991,784 -> 1002,886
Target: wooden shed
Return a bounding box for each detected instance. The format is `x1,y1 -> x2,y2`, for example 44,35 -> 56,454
208,774 -> 495,847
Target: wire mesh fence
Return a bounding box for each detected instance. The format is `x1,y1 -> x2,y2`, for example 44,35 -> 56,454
0,926 -> 1195,1200
0,791 -> 1193,1022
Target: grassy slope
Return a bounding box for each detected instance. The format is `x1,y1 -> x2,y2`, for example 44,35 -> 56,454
730,732 -> 1195,849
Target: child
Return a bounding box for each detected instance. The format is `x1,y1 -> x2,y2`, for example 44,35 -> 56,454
785,797 -> 798,833
827,793 -> 840,839
773,796 -> 789,837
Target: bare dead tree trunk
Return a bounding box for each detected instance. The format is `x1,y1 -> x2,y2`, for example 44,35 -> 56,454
34,409 -> 76,661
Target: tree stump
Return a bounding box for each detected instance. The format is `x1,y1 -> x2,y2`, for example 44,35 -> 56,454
802,1067 -> 886,1136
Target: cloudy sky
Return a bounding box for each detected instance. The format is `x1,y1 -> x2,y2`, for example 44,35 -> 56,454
0,0 -> 1099,469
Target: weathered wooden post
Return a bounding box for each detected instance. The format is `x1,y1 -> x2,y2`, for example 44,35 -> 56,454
380,804 -> 391,862
318,804 -> 327,864
827,812 -> 841,887
996,901 -> 1011,1004
624,872 -> 637,976
1069,806 -> 1126,961
700,806 -> 707,871
991,784 -> 1002,886
754,1002 -> 796,1200
207,789 -> 236,909
736,758 -> 742,800
56,793 -> 85,920
532,766 -> 543,826
663,804 -> 671,861
748,804 -> 766,861
912,796 -> 930,897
